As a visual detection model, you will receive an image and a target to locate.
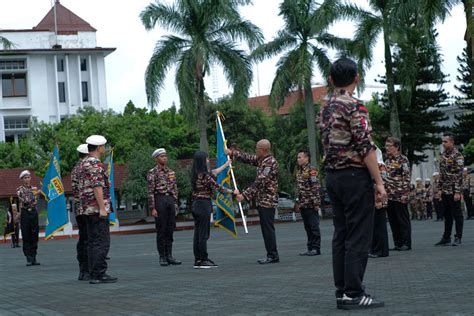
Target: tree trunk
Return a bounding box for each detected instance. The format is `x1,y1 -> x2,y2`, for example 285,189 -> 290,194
303,81 -> 320,168
464,0 -> 474,96
383,16 -> 401,141
197,78 -> 209,154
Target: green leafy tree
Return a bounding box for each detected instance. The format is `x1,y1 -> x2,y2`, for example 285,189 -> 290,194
463,138 -> 474,165
339,0 -> 459,142
453,46 -> 474,147
0,36 -> 13,49
140,0 -> 263,153
251,0 -> 351,167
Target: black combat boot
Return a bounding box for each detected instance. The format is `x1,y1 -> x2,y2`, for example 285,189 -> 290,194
166,245 -> 181,265
32,255 -> 40,266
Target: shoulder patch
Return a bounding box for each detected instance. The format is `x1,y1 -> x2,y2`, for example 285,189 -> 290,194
263,167 -> 271,176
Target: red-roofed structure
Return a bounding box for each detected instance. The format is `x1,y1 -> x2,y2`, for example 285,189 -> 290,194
248,86 -> 328,116
33,1 -> 96,34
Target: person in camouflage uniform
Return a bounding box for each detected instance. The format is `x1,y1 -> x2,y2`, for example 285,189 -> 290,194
295,149 -> 321,256
424,179 -> 433,220
468,170 -> 474,220
71,144 -> 90,281
81,135 -> 117,284
413,178 -> 426,220
147,148 -> 181,267
384,136 -> 412,251
17,170 -> 41,266
409,184 -> 416,220
369,148 -> 389,258
5,201 -> 20,248
190,151 -> 235,269
462,168 -> 473,219
226,139 -> 280,265
435,134 -> 464,246
432,172 -> 444,221
319,58 -> 386,310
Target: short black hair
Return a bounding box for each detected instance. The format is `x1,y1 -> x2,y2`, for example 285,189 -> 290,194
87,144 -> 98,152
386,136 -> 401,149
79,152 -> 88,159
298,149 -> 310,159
443,133 -> 455,142
330,57 -> 358,87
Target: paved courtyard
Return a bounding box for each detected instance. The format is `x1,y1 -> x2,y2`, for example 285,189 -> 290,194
1,219 -> 474,315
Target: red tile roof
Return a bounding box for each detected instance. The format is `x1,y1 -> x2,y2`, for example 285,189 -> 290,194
33,1 -> 96,34
0,164 -> 127,198
248,86 -> 328,116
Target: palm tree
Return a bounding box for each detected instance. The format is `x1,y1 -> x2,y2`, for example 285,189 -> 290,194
0,36 -> 13,49
140,0 -> 263,153
339,0 -> 461,141
251,0 -> 353,167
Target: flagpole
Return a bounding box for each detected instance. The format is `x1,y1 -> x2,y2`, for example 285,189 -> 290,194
216,112 -> 248,234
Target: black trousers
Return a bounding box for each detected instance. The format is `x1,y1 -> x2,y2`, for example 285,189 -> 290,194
464,190 -> 473,217
434,199 -> 444,220
192,199 -> 211,261
86,214 -> 110,279
76,215 -> 89,273
371,208 -> 389,257
387,200 -> 412,248
326,168 -> 374,298
20,209 -> 39,258
426,202 -> 433,219
300,208 -> 321,251
258,207 -> 279,259
442,194 -> 463,239
11,223 -> 20,246
154,195 -> 176,257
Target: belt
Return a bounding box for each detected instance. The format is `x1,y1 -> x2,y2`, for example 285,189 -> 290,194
156,192 -> 172,196
21,207 -> 35,212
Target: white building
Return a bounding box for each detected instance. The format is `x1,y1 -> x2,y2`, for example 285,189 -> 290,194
0,1 -> 115,143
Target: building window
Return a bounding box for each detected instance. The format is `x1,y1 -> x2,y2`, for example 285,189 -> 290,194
81,81 -> 89,102
4,117 -> 29,130
57,58 -> 64,72
58,82 -> 66,103
0,59 -> 27,70
1,73 -> 27,97
80,58 -> 87,71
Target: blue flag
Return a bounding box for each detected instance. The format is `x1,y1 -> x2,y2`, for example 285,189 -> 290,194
41,145 -> 68,240
105,150 -> 117,225
214,113 -> 237,238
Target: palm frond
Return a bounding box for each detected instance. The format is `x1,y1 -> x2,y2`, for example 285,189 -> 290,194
140,2 -> 186,34
251,30 -> 297,62
209,19 -> 264,50
145,35 -> 189,108
0,36 -> 13,49
210,40 -> 252,103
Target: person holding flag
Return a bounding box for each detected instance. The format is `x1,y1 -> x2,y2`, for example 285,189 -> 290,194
190,151 -> 235,269
226,139 -> 280,265
17,170 -> 41,266
81,135 -> 117,284
71,144 -> 90,281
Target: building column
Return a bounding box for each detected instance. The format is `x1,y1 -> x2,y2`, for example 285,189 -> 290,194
0,114 -> 5,142
65,55 -> 71,115
88,55 -> 95,108
53,55 -> 61,123
77,55 -> 83,108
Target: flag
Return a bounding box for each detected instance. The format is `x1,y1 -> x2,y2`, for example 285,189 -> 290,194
105,150 -> 117,225
41,145 -> 68,240
214,112 -> 237,238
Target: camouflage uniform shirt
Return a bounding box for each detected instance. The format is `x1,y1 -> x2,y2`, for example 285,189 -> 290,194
376,163 -> 389,209
296,163 -> 320,209
16,185 -> 38,211
433,178 -> 442,200
319,90 -> 375,170
71,159 -> 84,216
234,151 -> 279,209
384,154 -> 411,203
192,173 -> 231,200
80,156 -> 111,215
439,148 -> 464,195
424,184 -> 432,203
147,165 -> 178,210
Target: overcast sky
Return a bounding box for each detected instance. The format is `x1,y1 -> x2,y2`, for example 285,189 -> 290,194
0,0 -> 466,113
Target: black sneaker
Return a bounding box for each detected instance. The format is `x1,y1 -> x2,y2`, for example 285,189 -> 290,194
78,272 -> 91,281
202,259 -> 218,268
257,257 -> 280,264
300,249 -> 321,256
193,260 -> 213,269
435,238 -> 451,246
399,245 -> 411,251
452,237 -> 462,246
338,294 -> 384,310
89,274 -> 118,284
